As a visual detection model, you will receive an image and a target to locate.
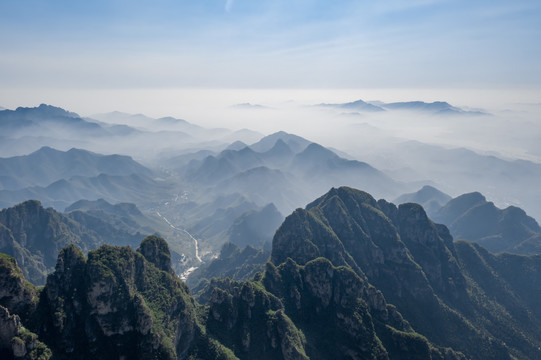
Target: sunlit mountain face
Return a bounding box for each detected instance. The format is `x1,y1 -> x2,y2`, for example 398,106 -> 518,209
1,1 -> 541,359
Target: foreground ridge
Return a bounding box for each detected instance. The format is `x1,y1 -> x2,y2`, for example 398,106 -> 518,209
1,187 -> 541,359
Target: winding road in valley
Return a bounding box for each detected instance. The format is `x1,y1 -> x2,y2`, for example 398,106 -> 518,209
156,211 -> 203,263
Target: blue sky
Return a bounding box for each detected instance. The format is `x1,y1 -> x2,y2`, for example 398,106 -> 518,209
1,0 -> 540,90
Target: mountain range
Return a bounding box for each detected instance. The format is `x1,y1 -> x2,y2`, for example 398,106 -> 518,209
2,187 -> 541,359
0,146 -> 150,190
367,140 -> 541,221
2,103 -> 541,276
319,99 -> 488,116
179,131 -> 402,216
0,145 -> 174,212
0,199 -> 198,285
396,186 -> 541,255
0,104 -> 262,160
153,131 -> 408,264
433,192 -> 541,254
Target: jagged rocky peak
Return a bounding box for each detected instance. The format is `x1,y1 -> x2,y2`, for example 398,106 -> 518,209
269,186 -> 537,359
29,235 -> 238,360
271,186 -> 394,271
137,235 -> 174,275
53,244 -> 85,273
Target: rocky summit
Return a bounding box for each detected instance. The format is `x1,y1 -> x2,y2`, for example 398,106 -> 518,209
1,187 -> 541,359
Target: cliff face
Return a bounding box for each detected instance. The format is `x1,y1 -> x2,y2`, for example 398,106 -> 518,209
206,280 -> 308,360
0,254 -> 50,360
262,258 -> 389,360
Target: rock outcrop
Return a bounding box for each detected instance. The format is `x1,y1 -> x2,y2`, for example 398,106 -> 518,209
0,305 -> 52,360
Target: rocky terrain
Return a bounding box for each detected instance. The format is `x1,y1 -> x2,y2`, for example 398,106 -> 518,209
1,187 -> 541,359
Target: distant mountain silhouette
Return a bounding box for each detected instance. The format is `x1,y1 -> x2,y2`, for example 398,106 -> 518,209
389,140 -> 541,221
0,104 -> 105,135
231,103 -> 269,109
380,101 -> 488,115
219,146 -> 264,172
318,99 -> 487,115
216,166 -> 303,215
0,146 -> 151,190
290,142 -> 398,199
319,99 -> 385,112
249,131 -> 311,153
180,132 -> 403,216
225,140 -> 248,151
258,139 -> 295,166
395,185 -> 452,216
0,172 -> 167,211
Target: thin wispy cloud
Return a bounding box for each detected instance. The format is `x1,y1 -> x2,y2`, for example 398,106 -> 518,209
225,0 -> 234,13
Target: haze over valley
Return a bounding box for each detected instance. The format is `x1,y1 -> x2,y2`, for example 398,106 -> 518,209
1,1 -> 541,359
2,97 -> 541,271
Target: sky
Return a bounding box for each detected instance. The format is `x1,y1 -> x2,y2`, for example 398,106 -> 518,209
0,0 -> 540,113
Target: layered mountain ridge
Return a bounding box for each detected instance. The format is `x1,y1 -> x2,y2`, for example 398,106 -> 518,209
318,99 -> 488,116
0,199 -> 195,285
0,146 -> 150,191
2,187 -> 541,359
396,186 -> 541,254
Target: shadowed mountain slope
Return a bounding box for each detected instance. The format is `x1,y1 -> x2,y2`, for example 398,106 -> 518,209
433,192 -> 541,254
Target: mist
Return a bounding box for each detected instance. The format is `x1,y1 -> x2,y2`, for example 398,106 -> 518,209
2,88 -> 541,267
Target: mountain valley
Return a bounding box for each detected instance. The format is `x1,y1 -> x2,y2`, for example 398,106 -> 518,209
1,102 -> 541,359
